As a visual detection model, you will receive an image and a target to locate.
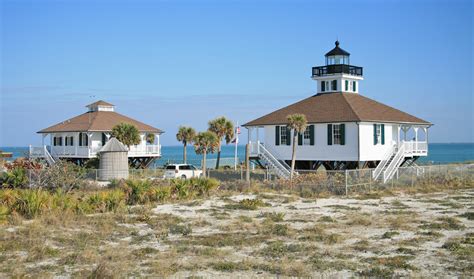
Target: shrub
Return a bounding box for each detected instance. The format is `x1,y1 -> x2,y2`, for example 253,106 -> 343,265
148,186 -> 172,202
87,190 -> 126,212
122,179 -> 152,205
2,167 -> 28,188
12,189 -> 51,218
171,179 -> 191,199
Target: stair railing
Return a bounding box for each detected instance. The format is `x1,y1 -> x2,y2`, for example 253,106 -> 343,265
43,145 -> 56,166
383,143 -> 406,183
373,143 -> 396,180
257,142 -> 291,179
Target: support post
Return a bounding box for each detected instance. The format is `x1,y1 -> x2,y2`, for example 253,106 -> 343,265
245,144 -> 250,182
345,169 -> 348,196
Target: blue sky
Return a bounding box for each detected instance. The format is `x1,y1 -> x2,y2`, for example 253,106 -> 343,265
1,0 -> 472,146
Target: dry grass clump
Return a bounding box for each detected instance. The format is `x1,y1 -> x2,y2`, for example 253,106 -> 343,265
224,198 -> 269,210
418,216 -> 466,230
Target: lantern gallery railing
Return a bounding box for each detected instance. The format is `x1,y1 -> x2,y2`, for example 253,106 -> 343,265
312,64 -> 363,77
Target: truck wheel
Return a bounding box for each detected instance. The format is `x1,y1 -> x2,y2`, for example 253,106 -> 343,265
181,175 -> 187,179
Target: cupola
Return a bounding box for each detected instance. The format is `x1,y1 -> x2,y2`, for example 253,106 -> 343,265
312,41 -> 363,94
86,100 -> 115,112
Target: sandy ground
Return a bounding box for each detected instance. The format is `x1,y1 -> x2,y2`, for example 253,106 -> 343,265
1,188 -> 473,277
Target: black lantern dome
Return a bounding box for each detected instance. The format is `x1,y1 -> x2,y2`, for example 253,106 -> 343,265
325,41 -> 350,65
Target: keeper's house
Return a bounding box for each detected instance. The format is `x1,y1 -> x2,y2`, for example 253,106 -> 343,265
29,101 -> 163,168
244,41 -> 431,181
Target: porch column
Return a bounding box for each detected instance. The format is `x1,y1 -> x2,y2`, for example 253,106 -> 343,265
88,133 -> 93,156
42,134 -> 46,146
75,132 -> 79,156
397,126 -> 401,146
256,127 -> 260,144
414,127 -> 419,152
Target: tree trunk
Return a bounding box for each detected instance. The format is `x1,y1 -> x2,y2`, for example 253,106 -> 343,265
216,142 -> 222,169
290,132 -> 297,180
203,150 -> 207,178
183,142 -> 187,164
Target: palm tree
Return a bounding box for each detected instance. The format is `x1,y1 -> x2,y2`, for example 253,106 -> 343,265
111,123 -> 141,148
208,117 -> 234,169
287,114 -> 308,180
176,126 -> 196,164
146,133 -> 155,144
194,131 -> 218,177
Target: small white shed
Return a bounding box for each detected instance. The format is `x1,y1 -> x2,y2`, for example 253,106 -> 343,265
98,138 -> 129,181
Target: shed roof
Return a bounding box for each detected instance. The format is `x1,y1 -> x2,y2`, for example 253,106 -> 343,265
38,111 -> 162,133
100,138 -> 128,152
243,93 -> 431,126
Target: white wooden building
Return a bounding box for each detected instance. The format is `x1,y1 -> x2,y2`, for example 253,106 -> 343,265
243,41 -> 431,181
29,100 -> 163,168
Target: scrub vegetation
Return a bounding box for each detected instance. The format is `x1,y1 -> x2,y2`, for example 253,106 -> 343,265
0,160 -> 473,277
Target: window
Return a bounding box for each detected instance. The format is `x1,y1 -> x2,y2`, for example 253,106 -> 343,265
65,136 -> 74,146
345,80 -> 349,91
331,80 -> 337,91
166,165 -> 176,170
375,124 -> 381,144
373,124 -> 385,145
79,133 -> 88,146
280,126 -> 288,145
303,127 -> 311,145
333,125 -> 341,145
352,81 -> 357,92
179,165 -> 191,170
321,81 -> 325,92
53,136 -> 63,146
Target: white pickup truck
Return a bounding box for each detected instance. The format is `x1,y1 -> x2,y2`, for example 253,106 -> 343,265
163,164 -> 203,179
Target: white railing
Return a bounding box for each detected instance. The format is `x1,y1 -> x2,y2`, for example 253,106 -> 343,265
29,144 -> 161,158
383,143 -> 406,183
400,141 -> 428,156
373,143 -> 396,180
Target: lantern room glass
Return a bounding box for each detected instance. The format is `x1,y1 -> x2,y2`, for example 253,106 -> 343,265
326,55 -> 350,65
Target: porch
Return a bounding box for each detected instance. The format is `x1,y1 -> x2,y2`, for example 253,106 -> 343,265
29,144 -> 162,159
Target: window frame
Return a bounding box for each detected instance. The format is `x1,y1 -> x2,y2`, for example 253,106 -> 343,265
303,126 -> 311,145
333,124 -> 342,145
280,126 -> 288,145
331,80 -> 337,91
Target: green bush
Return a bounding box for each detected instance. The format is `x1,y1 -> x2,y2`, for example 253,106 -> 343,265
122,179 -> 152,205
12,189 -> 50,218
2,167 -> 28,188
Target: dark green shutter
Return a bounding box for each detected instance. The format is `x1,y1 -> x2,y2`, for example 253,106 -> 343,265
327,124 -> 333,145
353,81 -> 356,92
340,124 -> 345,145
373,124 -> 377,145
275,126 -> 280,146
332,80 -> 337,90
345,80 -> 348,91
309,125 -> 315,145
298,132 -> 303,145
286,128 -> 291,146
321,81 -> 325,92
102,133 -> 106,146
79,133 -> 83,146
381,124 -> 385,145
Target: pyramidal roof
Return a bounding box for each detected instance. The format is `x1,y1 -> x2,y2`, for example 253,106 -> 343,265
243,93 -> 430,126
38,108 -> 162,133
100,138 -> 128,152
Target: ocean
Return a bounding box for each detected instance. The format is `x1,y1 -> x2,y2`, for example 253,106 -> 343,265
1,143 -> 473,167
